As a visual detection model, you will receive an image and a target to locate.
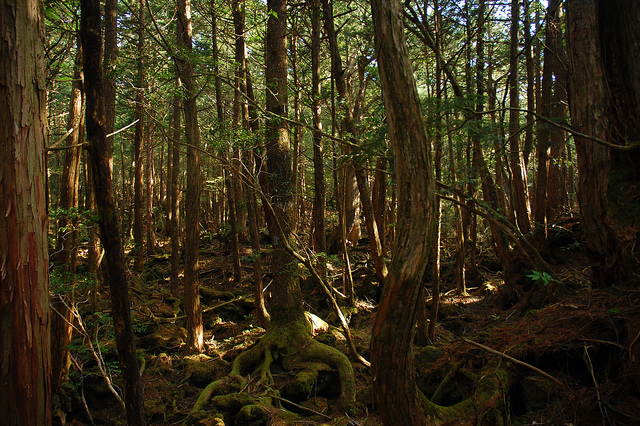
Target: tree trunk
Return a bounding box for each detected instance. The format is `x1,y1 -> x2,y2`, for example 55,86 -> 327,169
170,88 -> 181,296
80,0 -> 146,423
311,0 -> 327,278
370,0 -> 437,423
133,0 -> 146,272
323,0 -> 386,281
509,0 -> 532,234
145,125 -> 155,255
0,1 -> 51,423
51,44 -> 84,393
176,0 -> 204,352
264,0 -> 304,325
533,0 -> 566,241
566,0 -> 640,285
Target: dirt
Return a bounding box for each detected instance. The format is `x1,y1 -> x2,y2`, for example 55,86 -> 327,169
54,229 -> 640,425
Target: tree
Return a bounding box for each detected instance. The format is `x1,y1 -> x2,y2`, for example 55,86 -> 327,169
80,0 -> 146,423
227,0 -> 356,408
51,42 -> 84,393
176,0 -> 204,352
566,0 -> 640,285
133,0 -> 147,272
0,1 -> 51,423
369,0 -> 437,422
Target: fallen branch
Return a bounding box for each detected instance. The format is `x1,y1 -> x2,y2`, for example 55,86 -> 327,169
462,337 -> 566,389
270,395 -> 332,420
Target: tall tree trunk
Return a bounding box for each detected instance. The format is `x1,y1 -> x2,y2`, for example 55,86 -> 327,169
522,0 -> 535,167
509,0 -> 532,234
146,125 -> 155,255
176,0 -> 204,352
323,0 -> 387,282
51,44 -> 84,393
370,0 -> 437,423
0,1 -> 51,423
80,0 -> 146,423
311,0 -> 326,278
169,88 -> 181,297
533,0 -> 566,241
133,0 -> 146,272
566,0 -> 640,285
264,0 -> 303,325
372,156 -> 387,258
104,0 -> 117,159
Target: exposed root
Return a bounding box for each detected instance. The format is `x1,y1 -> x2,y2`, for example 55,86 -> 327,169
190,316 -> 356,419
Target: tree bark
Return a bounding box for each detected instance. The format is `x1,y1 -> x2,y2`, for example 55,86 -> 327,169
533,0 -> 566,241
80,0 -> 146,423
370,0 -> 437,423
264,0 -> 305,325
311,0 -> 327,278
133,0 -> 146,272
169,89 -> 181,297
176,0 -> 204,352
51,43 -> 84,393
509,0 -> 532,234
566,0 -> 640,285
0,1 -> 51,423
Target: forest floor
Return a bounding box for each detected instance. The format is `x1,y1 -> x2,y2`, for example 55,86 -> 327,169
56,222 -> 640,426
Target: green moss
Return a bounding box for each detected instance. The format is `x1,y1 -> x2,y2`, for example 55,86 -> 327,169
210,392 -> 256,414
233,404 -> 269,426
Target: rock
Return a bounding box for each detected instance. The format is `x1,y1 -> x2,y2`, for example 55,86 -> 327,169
184,353 -> 216,388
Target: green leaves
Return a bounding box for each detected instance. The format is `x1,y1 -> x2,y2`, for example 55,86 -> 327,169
526,270 -> 557,286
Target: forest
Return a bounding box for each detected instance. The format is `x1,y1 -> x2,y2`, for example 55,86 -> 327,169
1,0 -> 639,424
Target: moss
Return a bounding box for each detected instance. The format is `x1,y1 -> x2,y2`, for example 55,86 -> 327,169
284,362 -> 332,398
421,362 -> 510,425
233,404 -> 269,426
210,392 -> 256,414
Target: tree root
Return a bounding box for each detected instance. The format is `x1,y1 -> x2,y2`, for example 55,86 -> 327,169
189,317 -> 356,419
421,360 -> 513,425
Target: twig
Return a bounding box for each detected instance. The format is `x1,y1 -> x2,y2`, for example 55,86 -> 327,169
583,344 -> 608,426
70,355 -> 95,425
270,395 -> 332,420
629,328 -> 640,363
462,338 -> 566,388
151,297 -> 245,323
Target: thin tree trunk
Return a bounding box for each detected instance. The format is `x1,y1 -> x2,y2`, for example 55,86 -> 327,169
508,0 -> 532,234
146,125 -> 155,255
371,156 -> 387,257
311,0 -> 326,278
80,1 -> 146,422
133,0 -> 146,272
176,0 -> 204,352
170,89 -> 181,296
533,0 -> 565,241
0,1 -> 51,422
52,44 -> 84,393
323,0 -> 386,281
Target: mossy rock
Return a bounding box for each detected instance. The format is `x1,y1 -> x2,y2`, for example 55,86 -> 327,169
415,346 -> 443,369
200,287 -> 236,303
184,354 -> 216,388
233,404 -> 268,426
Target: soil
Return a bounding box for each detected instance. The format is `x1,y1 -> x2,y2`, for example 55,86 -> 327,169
54,225 -> 640,425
